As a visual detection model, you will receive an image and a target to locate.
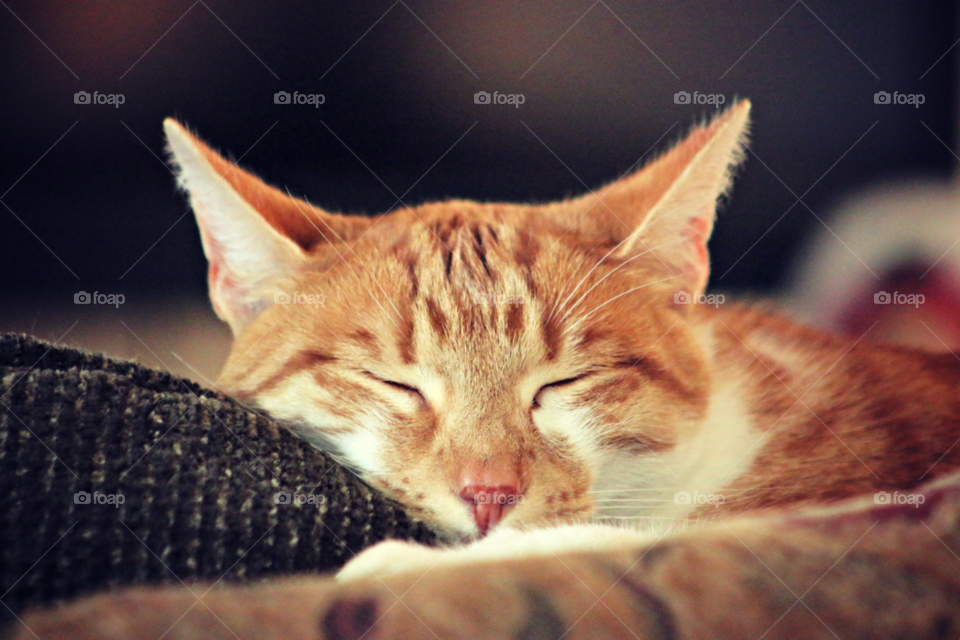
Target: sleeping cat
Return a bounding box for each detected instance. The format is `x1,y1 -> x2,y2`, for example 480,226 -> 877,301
164,100 -> 960,580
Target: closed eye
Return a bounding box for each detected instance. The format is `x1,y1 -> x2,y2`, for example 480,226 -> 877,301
364,372 -> 426,404
532,374 -> 592,409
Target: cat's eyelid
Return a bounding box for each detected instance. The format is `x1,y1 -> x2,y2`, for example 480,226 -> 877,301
541,377 -> 580,391
382,379 -> 421,395
542,370 -> 596,389
362,371 -> 425,400
532,371 -> 595,409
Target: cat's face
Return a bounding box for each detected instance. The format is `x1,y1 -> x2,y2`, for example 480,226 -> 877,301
165,100 -> 750,539
220,204 -> 712,538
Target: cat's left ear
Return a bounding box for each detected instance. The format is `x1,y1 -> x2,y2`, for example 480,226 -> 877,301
561,100 -> 750,296
164,119 -> 372,335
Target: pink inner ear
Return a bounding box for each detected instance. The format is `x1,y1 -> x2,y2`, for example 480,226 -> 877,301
208,257 -> 261,328
200,228 -> 242,324
681,215 -> 712,291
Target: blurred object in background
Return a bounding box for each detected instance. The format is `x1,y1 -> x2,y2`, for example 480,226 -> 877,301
782,179 -> 960,351
0,1 -> 956,371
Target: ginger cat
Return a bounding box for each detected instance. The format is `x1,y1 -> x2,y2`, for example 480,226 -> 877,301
164,100 -> 960,578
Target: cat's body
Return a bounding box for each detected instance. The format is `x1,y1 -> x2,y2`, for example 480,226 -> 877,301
164,100 -> 960,578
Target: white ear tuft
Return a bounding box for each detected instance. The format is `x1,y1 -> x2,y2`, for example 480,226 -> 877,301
164,119 -> 307,335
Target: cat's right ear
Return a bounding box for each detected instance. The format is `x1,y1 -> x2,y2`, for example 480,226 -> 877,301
551,101 -> 750,298
164,119 -> 371,336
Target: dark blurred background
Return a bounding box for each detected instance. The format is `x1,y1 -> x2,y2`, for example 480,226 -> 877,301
0,1 -> 957,380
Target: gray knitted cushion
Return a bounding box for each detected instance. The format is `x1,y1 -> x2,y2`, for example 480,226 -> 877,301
0,333 -> 437,622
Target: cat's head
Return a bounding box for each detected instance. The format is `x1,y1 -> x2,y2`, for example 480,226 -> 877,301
165,101 -> 750,540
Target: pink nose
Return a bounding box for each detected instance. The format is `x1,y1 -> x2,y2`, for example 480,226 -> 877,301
459,469 -> 522,536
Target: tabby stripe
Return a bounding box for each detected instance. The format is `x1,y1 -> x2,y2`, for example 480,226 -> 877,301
424,297 -> 448,341
617,356 -> 699,402
515,587 -> 566,640
252,351 -> 337,396
610,564 -> 678,640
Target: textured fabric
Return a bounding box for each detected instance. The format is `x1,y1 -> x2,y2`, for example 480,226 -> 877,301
0,333 -> 437,622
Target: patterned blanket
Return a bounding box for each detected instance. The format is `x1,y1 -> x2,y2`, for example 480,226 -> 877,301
0,333 -> 436,629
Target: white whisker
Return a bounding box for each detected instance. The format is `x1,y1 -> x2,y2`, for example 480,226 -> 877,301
544,251 -> 592,326
550,233 -> 636,326
593,516 -> 694,521
579,275 -> 681,321
586,489 -> 681,493
558,239 -> 684,324
593,501 -> 675,505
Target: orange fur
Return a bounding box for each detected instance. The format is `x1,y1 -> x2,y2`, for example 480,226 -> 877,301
163,100 -> 960,541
